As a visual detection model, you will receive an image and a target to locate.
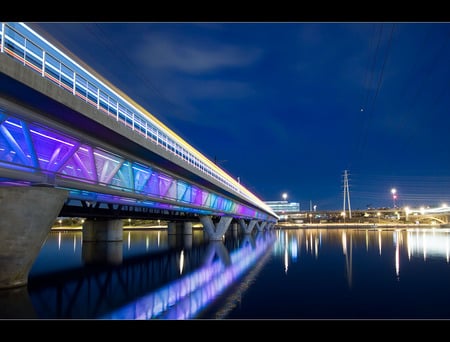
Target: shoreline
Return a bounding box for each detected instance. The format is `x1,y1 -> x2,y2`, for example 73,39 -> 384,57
50,222 -> 449,232
276,222 -> 449,229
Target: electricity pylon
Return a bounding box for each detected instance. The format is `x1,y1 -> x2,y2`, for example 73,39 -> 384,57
343,170 -> 352,219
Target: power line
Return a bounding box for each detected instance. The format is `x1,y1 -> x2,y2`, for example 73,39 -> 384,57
85,23 -> 185,122
351,24 -> 396,171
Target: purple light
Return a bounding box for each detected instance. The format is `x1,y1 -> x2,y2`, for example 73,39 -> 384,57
0,113 -> 269,219
101,232 -> 276,319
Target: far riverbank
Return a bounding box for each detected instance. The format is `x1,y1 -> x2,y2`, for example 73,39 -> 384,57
276,222 -> 450,229
51,222 -> 449,232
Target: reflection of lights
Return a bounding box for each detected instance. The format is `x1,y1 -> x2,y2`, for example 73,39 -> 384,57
284,232 -> 288,274
314,237 -> 319,259
179,250 -> 184,275
284,247 -> 288,274
212,247 -> 272,319
378,229 -> 382,255
423,230 -> 427,261
342,231 -> 347,255
447,236 -> 449,263
365,229 -> 369,251
128,231 -> 131,250
101,232 -> 277,319
58,232 -> 61,250
406,229 -> 450,262
146,236 -> 149,250
341,230 -> 352,288
394,231 -> 400,280
291,239 -> 298,262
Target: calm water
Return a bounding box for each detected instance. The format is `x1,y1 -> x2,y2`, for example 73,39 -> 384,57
19,227 -> 450,319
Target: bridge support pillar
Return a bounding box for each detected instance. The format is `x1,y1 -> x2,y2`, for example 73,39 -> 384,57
231,222 -> 238,233
238,218 -> 257,235
82,219 -> 123,242
168,221 -> 193,235
256,221 -> 267,232
183,221 -> 193,235
168,221 -> 193,248
230,222 -> 239,238
168,221 -> 178,235
0,186 -> 68,289
200,215 -> 233,241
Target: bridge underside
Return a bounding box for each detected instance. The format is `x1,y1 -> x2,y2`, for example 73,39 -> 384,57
59,199 -> 203,221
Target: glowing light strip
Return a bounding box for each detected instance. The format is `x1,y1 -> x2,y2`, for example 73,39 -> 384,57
0,114 -> 266,218
101,232 -> 276,319
4,120 -> 75,146
67,189 -> 214,214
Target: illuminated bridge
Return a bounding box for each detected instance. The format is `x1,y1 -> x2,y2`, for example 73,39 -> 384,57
0,22 -> 278,289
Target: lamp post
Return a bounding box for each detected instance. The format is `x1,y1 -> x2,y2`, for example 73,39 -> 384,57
282,193 -> 287,201
391,188 -> 397,208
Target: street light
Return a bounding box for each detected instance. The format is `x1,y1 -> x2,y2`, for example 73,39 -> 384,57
391,188 -> 397,208
282,193 -> 287,201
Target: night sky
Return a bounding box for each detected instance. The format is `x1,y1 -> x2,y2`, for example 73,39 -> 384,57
27,22 -> 450,211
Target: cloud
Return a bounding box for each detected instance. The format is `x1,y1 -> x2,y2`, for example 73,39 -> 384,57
136,32 -> 263,74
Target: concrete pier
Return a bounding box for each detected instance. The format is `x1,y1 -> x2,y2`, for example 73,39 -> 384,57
82,219 -> 123,242
168,221 -> 193,235
200,215 -> 233,241
0,186 -> 68,289
239,218 -> 257,235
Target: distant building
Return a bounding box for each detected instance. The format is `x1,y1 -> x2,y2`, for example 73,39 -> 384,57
265,200 -> 300,213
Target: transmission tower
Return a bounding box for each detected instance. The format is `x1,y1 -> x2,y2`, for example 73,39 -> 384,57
343,170 -> 352,219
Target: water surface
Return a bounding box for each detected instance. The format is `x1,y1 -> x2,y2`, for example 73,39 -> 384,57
24,227 -> 450,319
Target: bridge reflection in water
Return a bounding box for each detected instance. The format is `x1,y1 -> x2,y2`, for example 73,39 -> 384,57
27,229 -> 276,319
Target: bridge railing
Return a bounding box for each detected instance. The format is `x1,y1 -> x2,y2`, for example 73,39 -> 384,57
0,22 -> 276,219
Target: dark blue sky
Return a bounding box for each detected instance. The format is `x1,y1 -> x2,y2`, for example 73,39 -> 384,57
28,22 -> 450,210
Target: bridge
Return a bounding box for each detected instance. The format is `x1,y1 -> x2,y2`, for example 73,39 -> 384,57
0,22 -> 278,290
277,207 -> 450,226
